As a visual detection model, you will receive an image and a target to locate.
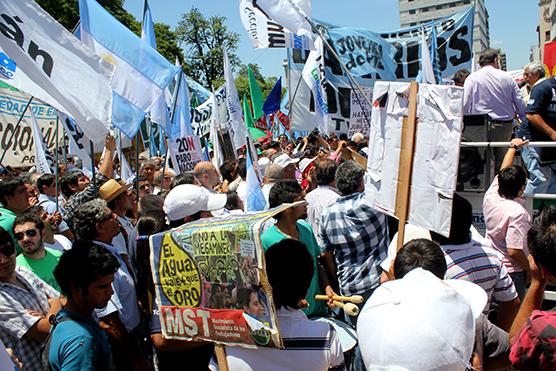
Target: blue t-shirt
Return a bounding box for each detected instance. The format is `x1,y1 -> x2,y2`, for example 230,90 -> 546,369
527,77 -> 556,162
48,310 -> 113,371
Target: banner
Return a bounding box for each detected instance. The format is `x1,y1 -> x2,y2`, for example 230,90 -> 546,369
0,82 -> 61,167
544,41 -> 556,76
348,88 -> 372,137
150,205 -> 308,348
59,112 -> 93,173
223,48 -> 247,152
169,135 -> 202,174
239,0 -> 314,50
0,0 -> 113,145
302,36 -> 329,133
289,7 -> 474,133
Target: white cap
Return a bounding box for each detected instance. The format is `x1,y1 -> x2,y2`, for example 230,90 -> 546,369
163,184 -> 227,222
273,153 -> 299,168
258,157 -> 270,174
357,268 -> 487,371
299,157 -> 317,173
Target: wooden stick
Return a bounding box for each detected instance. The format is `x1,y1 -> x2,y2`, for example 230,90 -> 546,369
214,344 -> 229,371
314,294 -> 364,304
395,81 -> 419,251
332,301 -> 359,316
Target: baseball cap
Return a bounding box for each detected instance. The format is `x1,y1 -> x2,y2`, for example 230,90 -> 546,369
273,153 -> 299,168
264,164 -> 284,182
357,268 -> 487,371
163,184 -> 227,222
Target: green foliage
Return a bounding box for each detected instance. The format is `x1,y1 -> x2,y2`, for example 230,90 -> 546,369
175,7 -> 240,89
35,0 -> 181,62
235,64 -> 278,100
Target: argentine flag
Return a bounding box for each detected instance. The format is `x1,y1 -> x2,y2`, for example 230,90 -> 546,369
78,0 -> 180,138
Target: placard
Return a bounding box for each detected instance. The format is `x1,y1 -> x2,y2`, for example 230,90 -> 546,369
169,135 -> 203,174
348,88 -> 373,137
150,204 -> 302,348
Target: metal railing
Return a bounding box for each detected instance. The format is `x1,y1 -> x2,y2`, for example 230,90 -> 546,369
461,140 -> 556,301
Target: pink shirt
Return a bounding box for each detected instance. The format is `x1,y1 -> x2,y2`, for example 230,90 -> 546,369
483,176 -> 531,273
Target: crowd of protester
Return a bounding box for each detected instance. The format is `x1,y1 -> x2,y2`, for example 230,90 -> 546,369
0,47 -> 554,370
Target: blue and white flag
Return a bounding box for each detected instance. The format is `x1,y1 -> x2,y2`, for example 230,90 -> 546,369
0,0 -> 113,145
141,0 -> 169,131
430,26 -> 442,85
168,69 -> 193,140
302,36 -> 328,133
78,0 -> 180,139
255,0 -> 313,37
245,145 -> 266,212
58,112 -> 94,174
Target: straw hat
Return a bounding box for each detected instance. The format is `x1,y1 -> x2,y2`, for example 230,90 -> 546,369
99,179 -> 132,203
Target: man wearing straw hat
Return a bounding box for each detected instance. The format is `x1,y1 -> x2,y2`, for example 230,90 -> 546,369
99,179 -> 133,259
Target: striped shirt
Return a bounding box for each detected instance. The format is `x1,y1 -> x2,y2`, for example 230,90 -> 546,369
0,266 -> 59,371
441,240 -> 517,311
305,185 -> 340,248
209,308 -> 344,371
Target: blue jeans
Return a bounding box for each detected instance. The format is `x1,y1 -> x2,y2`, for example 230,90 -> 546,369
521,146 -> 556,196
510,271 -> 527,302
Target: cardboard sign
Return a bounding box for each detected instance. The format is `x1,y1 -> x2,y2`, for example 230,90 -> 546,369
348,88 -> 373,137
169,135 -> 203,174
150,204 -> 302,349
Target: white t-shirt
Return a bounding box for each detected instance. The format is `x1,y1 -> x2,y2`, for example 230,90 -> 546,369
44,234 -> 72,253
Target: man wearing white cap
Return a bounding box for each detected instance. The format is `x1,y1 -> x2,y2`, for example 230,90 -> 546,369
163,184 -> 227,228
358,238 -> 489,370
272,153 -> 299,180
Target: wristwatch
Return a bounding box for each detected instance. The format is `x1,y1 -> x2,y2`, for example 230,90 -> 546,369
509,143 -> 519,149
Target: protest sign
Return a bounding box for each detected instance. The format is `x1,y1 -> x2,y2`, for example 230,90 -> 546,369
365,81 -> 464,237
348,88 -> 372,137
191,85 -> 228,137
150,204 -> 302,348
169,135 -> 203,174
0,82 -> 60,167
289,7 -> 473,133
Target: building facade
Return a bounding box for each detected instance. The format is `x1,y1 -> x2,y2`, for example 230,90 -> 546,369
539,0 -> 552,60
398,0 -> 490,54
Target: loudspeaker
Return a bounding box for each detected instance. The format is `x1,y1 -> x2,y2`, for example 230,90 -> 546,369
457,115 -> 494,192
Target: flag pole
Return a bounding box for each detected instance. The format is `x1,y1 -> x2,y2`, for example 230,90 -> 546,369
55,115 -> 60,213
89,140 -> 97,194
0,96 -> 33,168
135,131 -> 140,204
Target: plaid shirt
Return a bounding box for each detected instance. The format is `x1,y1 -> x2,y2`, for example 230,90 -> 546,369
305,185 -> 340,248
510,309 -> 556,371
319,192 -> 388,296
64,172 -> 109,230
0,266 -> 59,371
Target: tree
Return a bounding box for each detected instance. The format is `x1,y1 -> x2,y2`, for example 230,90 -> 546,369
235,64 -> 278,100
175,7 -> 240,89
35,0 -> 182,63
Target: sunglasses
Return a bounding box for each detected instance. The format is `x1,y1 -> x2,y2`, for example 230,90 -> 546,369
0,244 -> 15,256
14,229 -> 38,241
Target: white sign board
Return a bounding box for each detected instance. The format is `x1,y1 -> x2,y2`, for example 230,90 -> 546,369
169,135 -> 203,174
365,81 -> 464,237
348,88 -> 373,137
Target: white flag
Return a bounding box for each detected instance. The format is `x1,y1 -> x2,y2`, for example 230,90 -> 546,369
255,0 -> 313,37
210,89 -> 224,170
31,111 -> 54,174
223,48 -> 247,153
58,112 -> 93,174
302,36 -> 328,133
116,131 -> 134,183
419,29 -> 436,84
0,0 -> 113,145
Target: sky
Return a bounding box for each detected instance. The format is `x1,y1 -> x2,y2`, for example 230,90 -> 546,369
124,0 -> 540,79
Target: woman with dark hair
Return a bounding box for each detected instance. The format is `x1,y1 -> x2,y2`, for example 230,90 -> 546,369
135,210 -> 168,315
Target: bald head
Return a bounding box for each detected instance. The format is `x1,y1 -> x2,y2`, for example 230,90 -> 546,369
194,161 -> 220,190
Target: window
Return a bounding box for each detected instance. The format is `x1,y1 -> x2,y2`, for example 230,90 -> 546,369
422,6 -> 430,12
409,9 -> 416,14
546,31 -> 551,41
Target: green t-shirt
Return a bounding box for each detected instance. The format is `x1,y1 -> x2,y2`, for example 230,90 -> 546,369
0,207 -> 22,254
260,220 -> 327,317
16,247 -> 63,292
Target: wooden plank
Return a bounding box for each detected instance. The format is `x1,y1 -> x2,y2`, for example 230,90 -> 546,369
395,81 -> 419,251
215,344 -> 230,371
